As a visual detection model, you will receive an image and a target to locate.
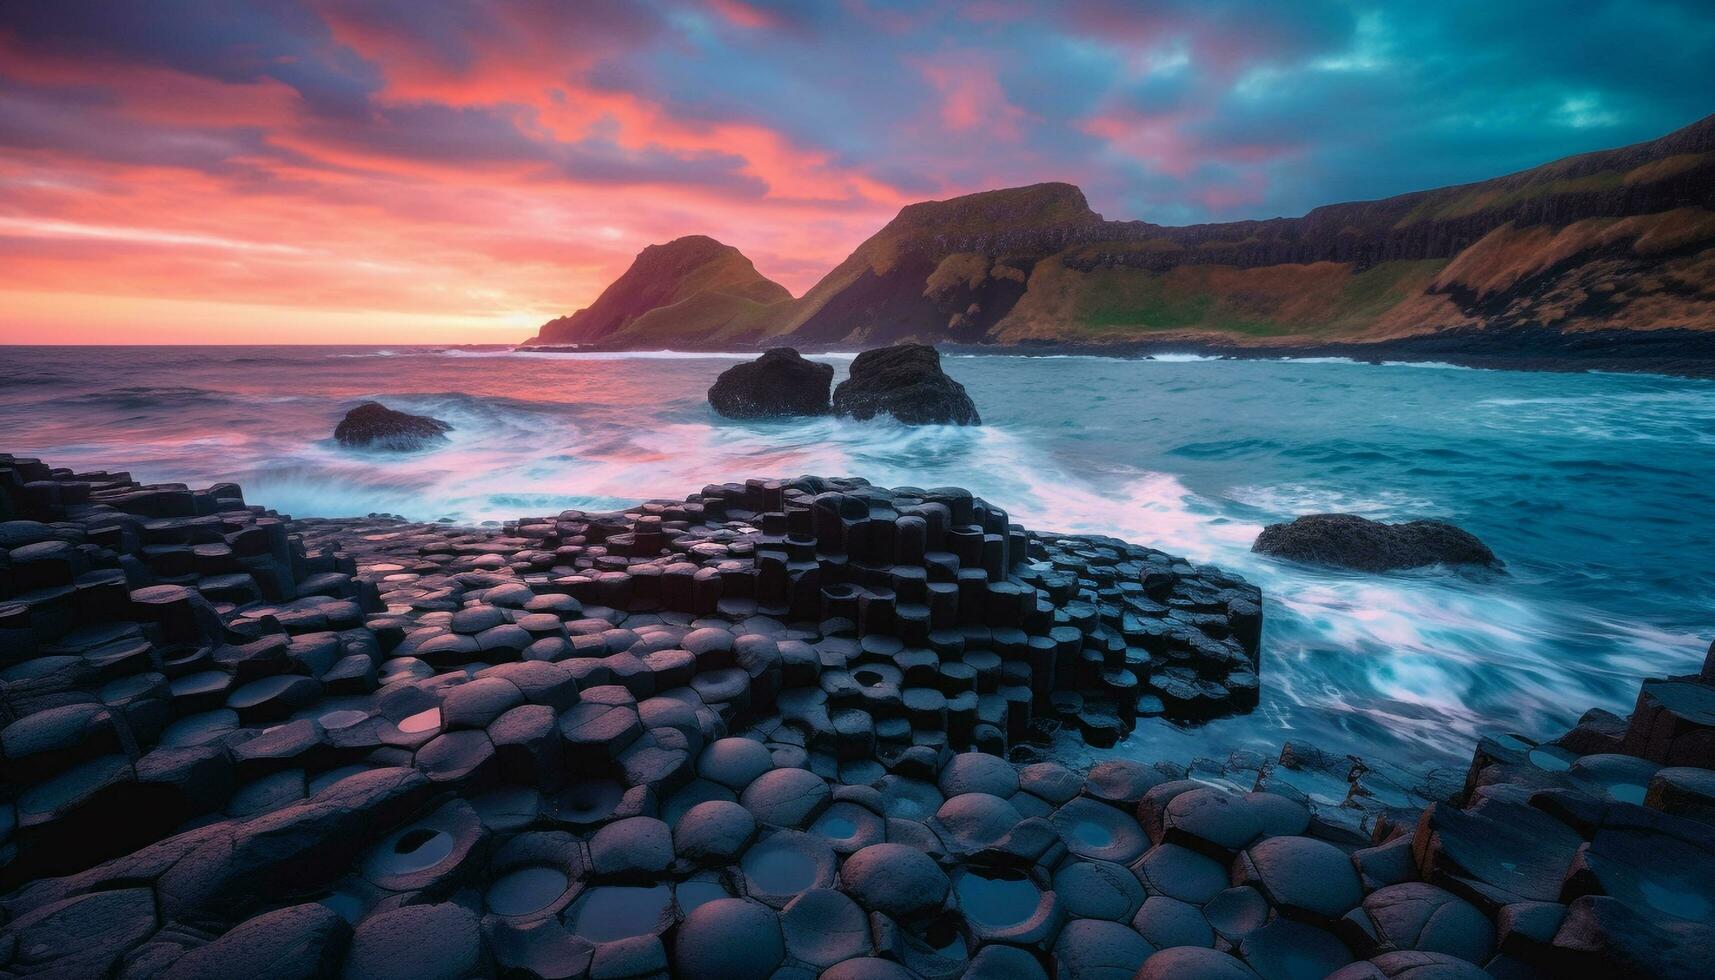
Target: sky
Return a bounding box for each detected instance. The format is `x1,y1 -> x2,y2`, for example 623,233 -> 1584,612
1,1 -> 1712,344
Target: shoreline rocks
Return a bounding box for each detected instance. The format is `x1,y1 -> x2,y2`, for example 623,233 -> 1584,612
708,348 -> 834,419
2,450 -> 1712,978
1252,513 -> 1500,572
833,344 -> 981,426
333,401 -> 452,451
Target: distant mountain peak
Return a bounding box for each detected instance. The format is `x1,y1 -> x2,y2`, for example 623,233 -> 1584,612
635,234 -> 743,263
528,235 -> 790,346
886,181 -> 1102,233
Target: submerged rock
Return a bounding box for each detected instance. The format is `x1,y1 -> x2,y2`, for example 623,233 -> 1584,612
333,402 -> 451,451
832,344 -> 981,425
1251,514 -> 1499,572
708,348 -> 834,419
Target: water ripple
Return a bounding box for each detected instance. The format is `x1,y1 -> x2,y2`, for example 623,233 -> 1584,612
4,345 -> 1711,773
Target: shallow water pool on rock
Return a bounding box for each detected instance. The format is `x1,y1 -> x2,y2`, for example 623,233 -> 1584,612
742,838 -> 822,895
1068,818 -> 1112,849
566,884 -> 672,943
811,811 -> 857,838
1639,880 -> 1714,921
1528,747 -> 1574,772
955,868 -> 1042,929
675,878 -> 731,916
1605,782 -> 1648,805
366,826 -> 454,877
485,867 -> 569,917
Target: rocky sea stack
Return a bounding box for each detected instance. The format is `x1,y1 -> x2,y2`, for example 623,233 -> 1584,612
334,401 -> 451,451
1253,513 -> 1500,572
833,344 -> 982,426
708,348 -> 834,419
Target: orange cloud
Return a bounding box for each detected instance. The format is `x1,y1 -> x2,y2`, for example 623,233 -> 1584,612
0,3 -> 943,343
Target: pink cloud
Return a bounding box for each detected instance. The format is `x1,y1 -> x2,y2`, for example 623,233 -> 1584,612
1196,170 -> 1270,212
917,56 -> 1037,142
706,0 -> 779,30
0,4 -> 931,343
1081,107 -> 1299,181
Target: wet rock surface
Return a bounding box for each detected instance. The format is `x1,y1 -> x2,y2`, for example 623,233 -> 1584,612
708,347 -> 835,419
1253,513 -> 1500,572
832,344 -> 982,425
1,450 -> 1712,978
332,401 -> 452,451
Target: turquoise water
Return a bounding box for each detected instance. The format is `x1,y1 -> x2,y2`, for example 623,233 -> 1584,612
4,345 -> 1711,772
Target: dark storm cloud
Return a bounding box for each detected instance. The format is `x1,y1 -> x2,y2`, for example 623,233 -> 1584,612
2,0 -> 1711,222
0,0 -> 382,116
0,78 -> 288,180
319,0 -> 665,74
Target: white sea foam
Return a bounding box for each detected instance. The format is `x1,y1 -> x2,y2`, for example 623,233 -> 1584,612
442,348 -> 813,361
1146,352 -> 1225,362
11,344 -> 1710,775
1380,360 -> 1470,370
1224,483 -> 1443,521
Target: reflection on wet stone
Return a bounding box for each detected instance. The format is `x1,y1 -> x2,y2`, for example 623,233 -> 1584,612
0,452 -> 1713,978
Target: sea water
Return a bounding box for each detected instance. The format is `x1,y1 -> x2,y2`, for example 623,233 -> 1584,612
5,345 -> 1712,774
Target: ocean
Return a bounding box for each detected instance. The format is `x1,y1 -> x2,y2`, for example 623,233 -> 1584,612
5,345 -> 1712,775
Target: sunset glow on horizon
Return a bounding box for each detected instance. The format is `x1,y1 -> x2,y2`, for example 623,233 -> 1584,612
3,0 -> 1711,344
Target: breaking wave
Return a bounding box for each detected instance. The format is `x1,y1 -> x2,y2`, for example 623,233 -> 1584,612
4,345 -> 1712,772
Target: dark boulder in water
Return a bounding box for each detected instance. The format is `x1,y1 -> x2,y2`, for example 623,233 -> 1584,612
708,348 -> 834,419
334,402 -> 451,451
1252,513 -> 1499,571
832,343 -> 981,425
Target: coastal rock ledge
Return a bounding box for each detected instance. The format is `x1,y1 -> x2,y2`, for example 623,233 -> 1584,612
2,450 -> 1712,979
708,348 -> 834,419
334,401 -> 451,450
1253,513 -> 1500,572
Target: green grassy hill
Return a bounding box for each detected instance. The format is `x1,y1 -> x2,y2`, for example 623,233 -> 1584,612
525,113 -> 1715,350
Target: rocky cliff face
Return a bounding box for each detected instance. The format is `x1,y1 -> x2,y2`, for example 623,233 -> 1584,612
527,114 -> 1715,349
527,235 -> 791,346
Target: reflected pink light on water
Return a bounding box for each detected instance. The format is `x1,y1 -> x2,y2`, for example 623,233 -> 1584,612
7,346 -> 1709,775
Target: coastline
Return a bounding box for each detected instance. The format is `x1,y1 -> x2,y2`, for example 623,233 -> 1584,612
3,451 -> 1713,976
520,325 -> 1715,380
13,324 -> 1715,382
